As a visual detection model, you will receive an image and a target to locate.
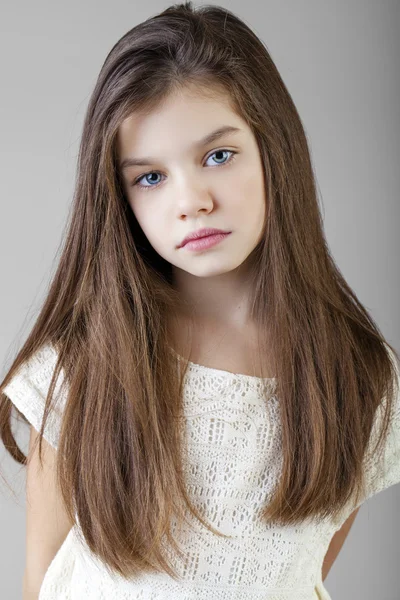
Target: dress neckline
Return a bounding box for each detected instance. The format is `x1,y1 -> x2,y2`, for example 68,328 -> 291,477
168,346 -> 277,384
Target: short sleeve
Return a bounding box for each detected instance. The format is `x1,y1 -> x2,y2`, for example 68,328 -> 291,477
2,344 -> 68,451
360,345 -> 400,505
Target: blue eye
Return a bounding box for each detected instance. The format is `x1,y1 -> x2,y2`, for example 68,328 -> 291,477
131,149 -> 237,192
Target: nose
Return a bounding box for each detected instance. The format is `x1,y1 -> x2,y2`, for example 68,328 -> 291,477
175,177 -> 214,219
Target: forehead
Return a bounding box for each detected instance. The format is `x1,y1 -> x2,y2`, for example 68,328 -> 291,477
117,85 -> 243,156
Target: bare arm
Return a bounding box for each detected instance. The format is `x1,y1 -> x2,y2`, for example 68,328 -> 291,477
322,506 -> 361,582
22,426 -> 74,599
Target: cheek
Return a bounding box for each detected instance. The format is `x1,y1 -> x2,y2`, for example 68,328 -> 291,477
230,168 -> 266,216
126,197 -> 139,222
127,201 -> 154,243
128,199 -> 151,231
133,208 -> 169,251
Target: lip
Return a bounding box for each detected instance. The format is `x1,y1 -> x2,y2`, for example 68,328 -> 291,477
180,232 -> 231,252
178,227 -> 231,248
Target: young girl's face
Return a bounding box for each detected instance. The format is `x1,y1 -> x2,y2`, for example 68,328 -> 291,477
117,84 -> 267,279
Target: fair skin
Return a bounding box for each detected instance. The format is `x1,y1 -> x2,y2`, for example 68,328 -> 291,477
117,84 -> 268,376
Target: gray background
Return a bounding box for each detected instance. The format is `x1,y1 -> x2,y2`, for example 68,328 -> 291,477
1,1 -> 399,598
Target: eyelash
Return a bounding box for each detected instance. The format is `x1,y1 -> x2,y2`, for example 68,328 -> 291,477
131,149 -> 238,192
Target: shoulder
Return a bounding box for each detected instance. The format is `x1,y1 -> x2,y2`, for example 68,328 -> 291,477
3,343 -> 67,450
360,342 -> 400,504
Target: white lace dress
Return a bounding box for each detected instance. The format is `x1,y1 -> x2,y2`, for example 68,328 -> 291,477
3,344 -> 400,600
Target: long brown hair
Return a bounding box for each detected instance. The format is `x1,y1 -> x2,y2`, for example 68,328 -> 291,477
1,1 -> 398,581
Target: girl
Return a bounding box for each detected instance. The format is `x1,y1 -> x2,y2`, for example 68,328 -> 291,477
1,2 -> 399,599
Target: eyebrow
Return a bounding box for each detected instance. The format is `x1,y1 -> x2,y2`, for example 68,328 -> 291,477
119,125 -> 241,171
